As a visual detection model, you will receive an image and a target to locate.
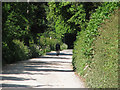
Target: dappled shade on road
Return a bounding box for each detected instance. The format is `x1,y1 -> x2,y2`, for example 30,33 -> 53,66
2,84 -> 31,87
1,50 -> 85,88
46,52 -> 73,56
24,68 -> 73,72
2,76 -> 33,81
39,56 -> 71,59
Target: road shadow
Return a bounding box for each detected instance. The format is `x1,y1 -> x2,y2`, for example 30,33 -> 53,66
24,65 -> 62,69
2,84 -> 53,88
23,60 -> 73,72
24,68 -> 73,72
2,58 -> 73,74
2,84 -> 31,87
46,52 -> 73,56
1,76 -> 35,81
2,50 -> 73,87
39,56 -> 70,59
2,61 -> 57,74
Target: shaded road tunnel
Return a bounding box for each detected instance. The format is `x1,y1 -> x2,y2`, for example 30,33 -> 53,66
62,33 -> 76,49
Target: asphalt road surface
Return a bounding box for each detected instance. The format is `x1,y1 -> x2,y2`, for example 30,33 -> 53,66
1,49 -> 85,88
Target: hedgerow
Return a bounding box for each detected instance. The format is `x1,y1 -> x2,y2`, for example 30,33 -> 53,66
73,2 -> 119,88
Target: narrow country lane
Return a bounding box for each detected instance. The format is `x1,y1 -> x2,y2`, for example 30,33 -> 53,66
1,49 -> 85,88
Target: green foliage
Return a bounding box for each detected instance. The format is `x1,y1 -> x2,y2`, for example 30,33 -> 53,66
73,2 -> 119,88
73,30 -> 87,72
2,2 -> 119,88
29,44 -> 44,58
2,40 -> 29,64
2,3 -> 29,41
39,34 -> 62,51
2,2 -> 104,65
61,43 -> 68,50
13,40 -> 30,60
86,11 -> 118,88
2,2 -> 51,64
2,42 -> 14,64
47,2 -> 86,41
47,2 -> 101,48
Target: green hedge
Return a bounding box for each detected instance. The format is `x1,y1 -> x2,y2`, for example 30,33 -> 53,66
73,2 -> 119,88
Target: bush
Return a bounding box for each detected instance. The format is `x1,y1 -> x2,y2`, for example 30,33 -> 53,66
39,36 -> 63,52
2,40 -> 30,64
61,43 -> 68,50
12,40 -> 30,60
2,41 -> 14,64
29,44 -> 44,58
46,37 -> 58,51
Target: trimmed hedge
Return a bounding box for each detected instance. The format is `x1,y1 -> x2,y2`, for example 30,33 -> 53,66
73,2 -> 119,88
